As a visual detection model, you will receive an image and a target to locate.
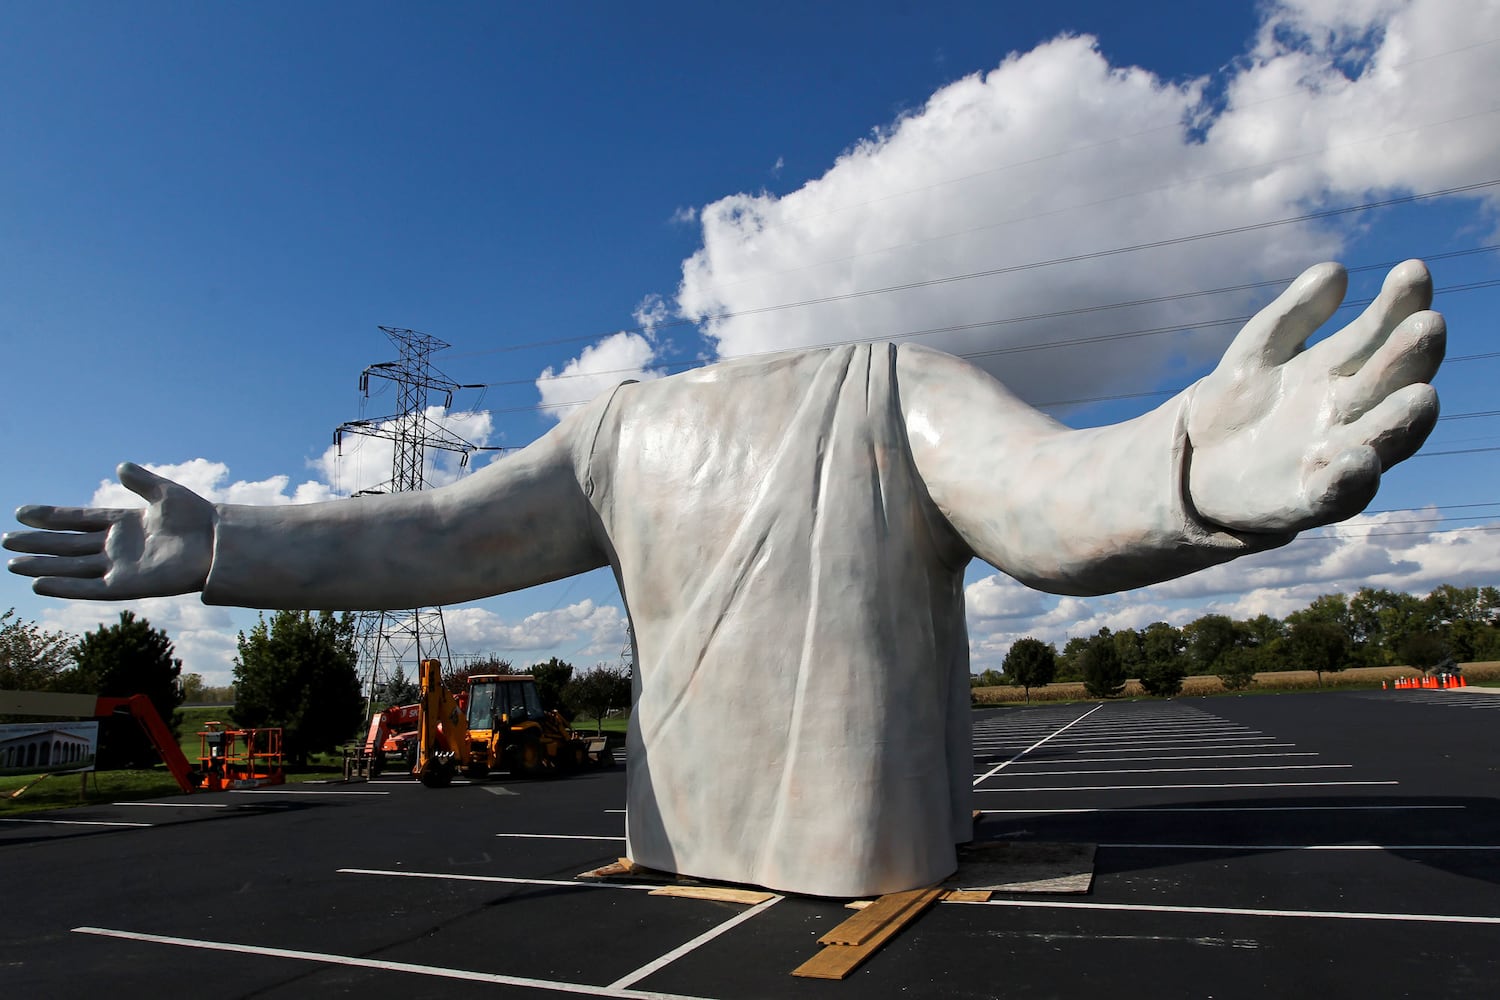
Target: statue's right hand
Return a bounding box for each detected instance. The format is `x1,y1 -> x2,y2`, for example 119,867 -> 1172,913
4,462 -> 214,600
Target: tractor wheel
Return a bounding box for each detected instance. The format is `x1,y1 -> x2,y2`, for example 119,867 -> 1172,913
420,762 -> 454,788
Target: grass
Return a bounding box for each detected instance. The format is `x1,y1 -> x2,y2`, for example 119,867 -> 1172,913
971,661 -> 1500,705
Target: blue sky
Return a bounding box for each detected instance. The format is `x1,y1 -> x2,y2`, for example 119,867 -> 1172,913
4,1 -> 1498,685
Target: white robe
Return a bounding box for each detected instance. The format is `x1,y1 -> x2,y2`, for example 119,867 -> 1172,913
203,341 -> 1286,896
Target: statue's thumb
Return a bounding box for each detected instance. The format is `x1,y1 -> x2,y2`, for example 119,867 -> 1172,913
117,462 -> 169,505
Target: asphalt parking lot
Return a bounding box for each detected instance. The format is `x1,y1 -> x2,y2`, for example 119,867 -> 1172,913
4,688 -> 1499,998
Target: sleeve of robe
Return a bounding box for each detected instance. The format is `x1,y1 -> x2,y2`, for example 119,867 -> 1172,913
895,342 -> 1295,591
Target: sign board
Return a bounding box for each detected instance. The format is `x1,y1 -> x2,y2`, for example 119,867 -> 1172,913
0,721 -> 100,776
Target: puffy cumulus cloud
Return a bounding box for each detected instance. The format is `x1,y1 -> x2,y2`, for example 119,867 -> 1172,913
442,599 -> 627,661
308,406 -> 499,495
536,331 -> 665,421
667,0 -> 1498,406
91,458 -> 334,509
39,596 -> 242,686
963,506 -> 1500,671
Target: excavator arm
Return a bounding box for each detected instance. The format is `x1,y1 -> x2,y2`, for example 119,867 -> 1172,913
416,658 -> 471,787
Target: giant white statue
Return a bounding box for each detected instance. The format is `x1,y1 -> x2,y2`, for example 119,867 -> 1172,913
7,261 -> 1443,897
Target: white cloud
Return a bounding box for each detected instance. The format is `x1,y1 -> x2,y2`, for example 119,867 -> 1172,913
664,0 -> 1498,407
535,331 -> 665,420
40,596 -> 242,687
442,599 -> 627,663
310,406 -> 498,496
964,508 -> 1500,671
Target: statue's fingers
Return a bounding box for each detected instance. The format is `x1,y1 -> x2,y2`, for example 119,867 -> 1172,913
7,552 -> 110,580
1227,262 -> 1347,370
15,504 -> 124,532
118,462 -> 171,505
1343,383 -> 1440,472
1302,446 -> 1382,527
31,576 -> 116,600
2,529 -> 107,557
1309,260 -> 1433,376
1337,310 -> 1444,422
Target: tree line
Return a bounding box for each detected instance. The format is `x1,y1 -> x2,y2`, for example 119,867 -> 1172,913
975,584 -> 1500,700
3,606 -> 634,771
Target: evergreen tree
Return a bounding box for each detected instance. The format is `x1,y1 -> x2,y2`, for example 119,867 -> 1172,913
233,611 -> 362,767
72,611 -> 183,768
1081,631 -> 1126,698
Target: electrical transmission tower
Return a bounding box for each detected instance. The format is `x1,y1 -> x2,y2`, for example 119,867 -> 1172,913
335,326 -> 494,709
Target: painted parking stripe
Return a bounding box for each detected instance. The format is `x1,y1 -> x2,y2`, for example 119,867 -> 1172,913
1074,744 -> 1294,753
989,764 -> 1352,777
978,804 -> 1463,814
0,817 -> 151,828
228,789 -> 390,795
1000,752 -> 1318,765
946,899 -> 1500,926
1100,843 -> 1500,851
111,801 -> 229,808
607,896 -> 782,990
72,926 -> 717,999
339,868 -> 659,891
973,704 -> 1104,787
495,833 -> 627,842
976,780 -> 1399,792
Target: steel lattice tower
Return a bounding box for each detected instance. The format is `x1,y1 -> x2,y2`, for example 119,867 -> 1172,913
335,326 -> 492,709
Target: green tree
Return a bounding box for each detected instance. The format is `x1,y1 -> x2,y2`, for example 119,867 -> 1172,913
1286,619 -> 1350,685
1183,614 -> 1241,675
972,668 -> 1006,688
1396,630 -> 1448,675
72,611 -> 184,768
1217,647 -> 1259,691
232,611 -> 362,767
528,657 -> 575,715
179,672 -> 206,704
0,608 -> 75,699
1055,636 -> 1091,682
563,664 -> 632,734
1081,631 -> 1126,698
372,663 -> 419,707
443,655 -> 514,695
1003,637 -> 1057,703
1138,621 -> 1187,696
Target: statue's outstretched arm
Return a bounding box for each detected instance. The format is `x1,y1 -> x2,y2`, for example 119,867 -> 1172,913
900,261 -> 1442,595
6,414 -> 608,610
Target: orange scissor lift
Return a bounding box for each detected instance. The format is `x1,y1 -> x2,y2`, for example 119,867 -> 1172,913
196,721 -> 285,790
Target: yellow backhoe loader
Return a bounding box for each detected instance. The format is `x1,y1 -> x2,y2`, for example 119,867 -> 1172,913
414,659 -> 612,787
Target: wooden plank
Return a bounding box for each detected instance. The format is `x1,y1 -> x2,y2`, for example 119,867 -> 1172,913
793,887 -> 944,980
943,889 -> 992,903
818,887 -> 934,946
649,885 -> 776,905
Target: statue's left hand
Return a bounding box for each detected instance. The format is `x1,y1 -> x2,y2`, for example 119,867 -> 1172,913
1186,260 -> 1443,534
4,462 -> 214,599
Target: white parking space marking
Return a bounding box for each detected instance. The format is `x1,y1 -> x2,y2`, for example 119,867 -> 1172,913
946,899 -> 1500,926
111,801 -> 229,808
339,868 -> 659,891
229,789 -> 390,795
0,817 -> 151,827
1100,843 -> 1500,851
977,780 -> 1398,792
998,764 -> 1352,777
1075,743 -> 1294,753
979,804 -> 1464,815
496,833 -> 626,842
973,703 -> 1104,786
72,926 -> 719,999
607,896 -> 782,990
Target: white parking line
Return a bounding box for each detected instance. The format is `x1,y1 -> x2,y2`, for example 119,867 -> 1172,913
1076,744 -> 1294,753
228,789 -> 390,795
946,899 -> 1500,926
976,780 -> 1399,792
338,868 -> 658,891
991,764 -> 1352,777
111,801 -> 229,808
71,926 -> 716,999
0,817 -> 151,828
607,895 -> 781,989
495,833 -> 626,842
1100,843 -> 1500,851
973,704 -> 1104,787
978,805 -> 1463,814
998,752 -> 1317,765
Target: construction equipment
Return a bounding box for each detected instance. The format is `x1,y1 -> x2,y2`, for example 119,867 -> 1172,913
0,688 -> 282,793
343,702 -> 422,779
414,659 -> 612,788
196,721 -> 285,790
